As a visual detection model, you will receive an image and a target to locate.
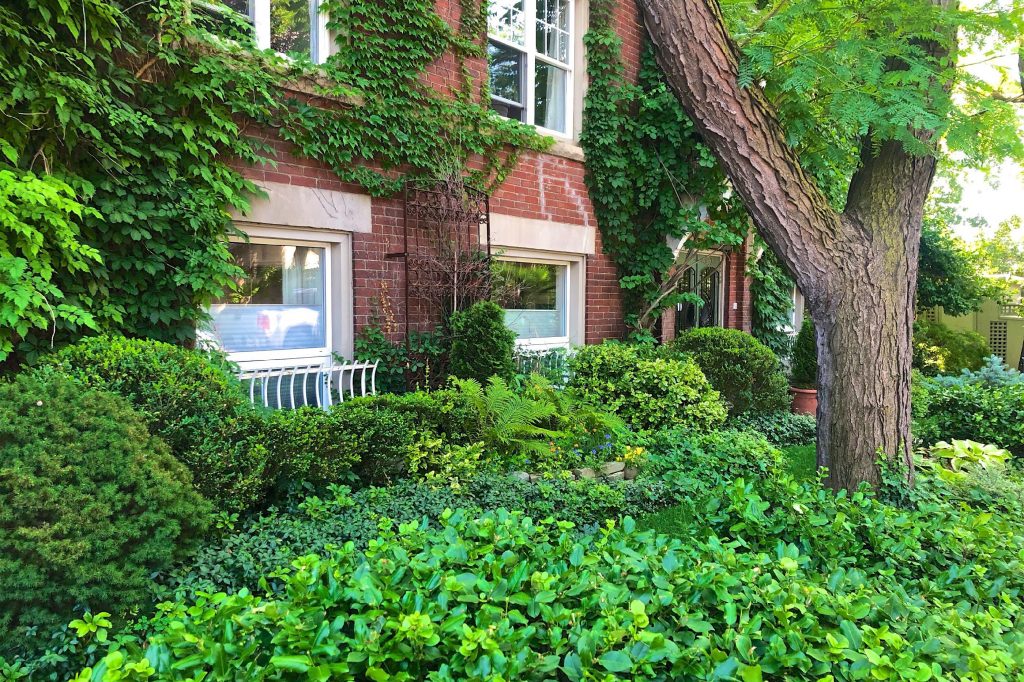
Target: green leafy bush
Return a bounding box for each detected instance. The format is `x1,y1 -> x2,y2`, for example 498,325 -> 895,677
75,485 -> 1024,681
327,403 -> 417,486
666,327 -> 790,415
730,410 -> 817,446
914,380 -> 1024,456
912,319 -> 990,376
354,326 -> 446,392
790,316 -> 817,388
0,370 -> 211,646
568,342 -> 726,432
261,408 -> 365,489
39,335 -> 273,511
447,301 -> 516,383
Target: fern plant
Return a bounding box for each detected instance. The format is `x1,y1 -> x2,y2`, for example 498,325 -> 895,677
452,377 -> 561,466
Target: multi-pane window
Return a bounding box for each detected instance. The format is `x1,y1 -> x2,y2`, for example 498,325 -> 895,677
492,260 -> 569,343
223,0 -> 326,63
207,242 -> 329,354
676,254 -> 723,333
487,0 -> 572,135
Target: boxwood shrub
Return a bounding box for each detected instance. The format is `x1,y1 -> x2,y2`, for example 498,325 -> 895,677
39,335 -> 273,511
568,342 -> 726,432
666,327 -> 790,416
0,370 -> 211,648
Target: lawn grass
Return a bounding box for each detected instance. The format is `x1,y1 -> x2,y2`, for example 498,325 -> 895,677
783,443 -> 818,480
639,441 -> 820,538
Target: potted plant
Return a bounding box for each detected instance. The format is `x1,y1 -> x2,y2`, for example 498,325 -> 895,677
790,316 -> 818,415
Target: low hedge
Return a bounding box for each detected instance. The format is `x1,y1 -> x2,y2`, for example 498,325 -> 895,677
914,379 -> 1024,456
730,410 -> 817,447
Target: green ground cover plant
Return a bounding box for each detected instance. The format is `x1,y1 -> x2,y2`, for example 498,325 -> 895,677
54,461 -> 1024,681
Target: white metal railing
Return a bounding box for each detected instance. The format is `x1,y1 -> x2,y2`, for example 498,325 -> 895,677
237,359 -> 379,409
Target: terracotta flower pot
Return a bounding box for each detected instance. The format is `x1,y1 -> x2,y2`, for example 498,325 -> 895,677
790,387 -> 818,416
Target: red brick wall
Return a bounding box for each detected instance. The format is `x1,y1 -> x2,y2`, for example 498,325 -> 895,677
233,0 -> 750,348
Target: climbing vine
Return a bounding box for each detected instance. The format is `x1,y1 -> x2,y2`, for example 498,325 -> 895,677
580,0 -> 748,338
0,0 -> 541,364
748,242 -> 797,358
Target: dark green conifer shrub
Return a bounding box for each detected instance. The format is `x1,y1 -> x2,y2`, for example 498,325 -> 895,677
0,370 -> 210,645
447,301 -> 516,383
790,317 -> 818,389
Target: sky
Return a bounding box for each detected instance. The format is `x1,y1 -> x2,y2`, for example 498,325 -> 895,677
950,4 -> 1023,243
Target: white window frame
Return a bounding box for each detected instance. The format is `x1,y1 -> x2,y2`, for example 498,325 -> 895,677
494,250 -> 584,349
202,224 -> 353,371
676,251 -> 726,331
487,0 -> 575,138
242,0 -> 331,64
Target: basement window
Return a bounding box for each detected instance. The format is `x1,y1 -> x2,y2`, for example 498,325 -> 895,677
207,240 -> 330,356
493,259 -> 570,346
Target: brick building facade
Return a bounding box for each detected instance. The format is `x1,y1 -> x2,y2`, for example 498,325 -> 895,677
209,0 -> 752,371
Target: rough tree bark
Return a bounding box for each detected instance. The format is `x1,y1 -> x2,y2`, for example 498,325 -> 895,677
638,0 -> 945,488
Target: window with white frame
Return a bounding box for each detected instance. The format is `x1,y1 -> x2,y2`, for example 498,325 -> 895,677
675,253 -> 724,333
492,259 -> 569,345
206,240 -> 331,357
487,0 -> 572,135
221,0 -> 328,63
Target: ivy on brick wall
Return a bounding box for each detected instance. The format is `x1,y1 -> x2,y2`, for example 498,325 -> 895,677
580,0 -> 748,339
748,243 -> 797,358
0,0 -> 540,365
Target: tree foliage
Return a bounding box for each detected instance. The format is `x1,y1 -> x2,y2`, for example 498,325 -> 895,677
917,204 -> 994,316
721,0 -> 1024,201
973,217 -> 1024,279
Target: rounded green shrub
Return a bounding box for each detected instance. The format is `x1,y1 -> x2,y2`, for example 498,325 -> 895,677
0,370 -> 211,644
912,319 -> 990,376
447,301 -> 516,383
569,341 -> 726,431
39,335 -> 273,511
667,327 -> 789,415
790,316 -> 818,388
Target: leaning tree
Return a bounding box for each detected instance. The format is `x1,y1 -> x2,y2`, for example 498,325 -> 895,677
638,0 -> 1024,488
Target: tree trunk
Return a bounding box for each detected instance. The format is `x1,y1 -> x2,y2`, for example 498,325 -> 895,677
638,0 -> 941,488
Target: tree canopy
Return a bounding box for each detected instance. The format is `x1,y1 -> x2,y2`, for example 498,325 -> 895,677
639,0 -> 1024,488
